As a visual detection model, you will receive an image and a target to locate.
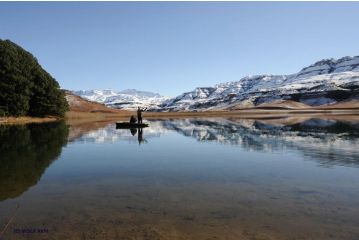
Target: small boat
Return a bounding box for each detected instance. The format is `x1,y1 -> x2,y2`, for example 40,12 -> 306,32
116,122 -> 149,129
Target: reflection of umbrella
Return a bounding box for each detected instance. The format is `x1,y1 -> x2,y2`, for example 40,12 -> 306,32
129,128 -> 137,136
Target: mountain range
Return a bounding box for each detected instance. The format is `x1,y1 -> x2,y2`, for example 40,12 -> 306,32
73,89 -> 169,111
73,55 -> 359,111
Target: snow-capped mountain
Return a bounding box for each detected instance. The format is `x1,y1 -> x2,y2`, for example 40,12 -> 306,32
72,56 -> 359,112
160,56 -> 359,111
73,89 -> 170,110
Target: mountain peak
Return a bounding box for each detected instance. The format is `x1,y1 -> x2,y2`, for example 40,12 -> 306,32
159,55 -> 359,111
72,55 -> 359,112
297,55 -> 359,78
73,89 -> 170,110
118,89 -> 162,98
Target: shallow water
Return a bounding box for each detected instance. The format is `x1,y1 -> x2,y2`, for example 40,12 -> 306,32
0,118 -> 359,240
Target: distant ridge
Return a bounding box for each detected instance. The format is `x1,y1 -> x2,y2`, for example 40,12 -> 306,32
72,55 -> 359,112
255,100 -> 311,110
65,91 -> 128,113
159,55 -> 359,111
73,89 -> 169,110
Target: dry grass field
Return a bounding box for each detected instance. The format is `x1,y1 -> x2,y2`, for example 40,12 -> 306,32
0,116 -> 60,125
2,92 -> 359,125
2,108 -> 359,125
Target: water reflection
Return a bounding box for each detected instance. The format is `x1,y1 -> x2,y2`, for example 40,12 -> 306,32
121,127 -> 147,145
73,118 -> 359,167
72,121 -> 167,144
0,121 -> 69,201
129,128 -> 137,136
1,118 -> 359,240
137,128 -> 146,145
156,118 -> 359,167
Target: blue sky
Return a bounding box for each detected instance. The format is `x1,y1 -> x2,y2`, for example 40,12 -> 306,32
1,2 -> 358,96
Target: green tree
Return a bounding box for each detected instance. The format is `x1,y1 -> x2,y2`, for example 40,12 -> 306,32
0,39 -> 68,117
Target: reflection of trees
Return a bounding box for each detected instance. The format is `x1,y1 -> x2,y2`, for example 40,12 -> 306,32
0,121 -> 69,201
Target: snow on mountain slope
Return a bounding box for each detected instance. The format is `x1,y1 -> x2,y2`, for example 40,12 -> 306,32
65,91 -> 127,113
160,56 -> 359,111
72,56 -> 359,112
73,89 -> 170,110
296,56 -> 359,78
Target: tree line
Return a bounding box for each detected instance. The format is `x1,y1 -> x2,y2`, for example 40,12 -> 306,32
0,39 -> 68,117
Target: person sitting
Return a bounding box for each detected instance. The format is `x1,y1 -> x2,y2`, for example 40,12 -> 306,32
129,115 -> 137,124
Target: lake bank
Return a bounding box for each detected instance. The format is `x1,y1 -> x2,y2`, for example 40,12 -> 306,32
2,109 -> 359,125
0,116 -> 60,125
65,109 -> 359,124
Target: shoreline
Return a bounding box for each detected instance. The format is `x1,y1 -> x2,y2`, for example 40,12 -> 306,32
0,116 -> 61,125
2,109 -> 359,125
144,108 -> 359,118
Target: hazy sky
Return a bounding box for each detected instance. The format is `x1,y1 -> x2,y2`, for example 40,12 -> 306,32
1,2 -> 358,96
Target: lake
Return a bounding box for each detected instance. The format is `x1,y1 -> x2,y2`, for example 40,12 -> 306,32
0,117 -> 359,240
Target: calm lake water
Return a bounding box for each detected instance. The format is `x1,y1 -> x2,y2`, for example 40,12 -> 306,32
1,117 -> 359,240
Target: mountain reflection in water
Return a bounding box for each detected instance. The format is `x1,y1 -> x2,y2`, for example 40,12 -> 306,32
1,117 -> 359,240
73,118 -> 359,168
